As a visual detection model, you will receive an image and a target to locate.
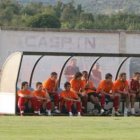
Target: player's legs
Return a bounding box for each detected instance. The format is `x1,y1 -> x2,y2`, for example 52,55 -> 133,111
65,101 -> 73,116
18,97 -> 26,115
49,92 -> 60,113
112,93 -> 121,116
60,99 -> 65,113
81,94 -> 88,113
75,101 -> 82,116
121,93 -> 130,116
100,94 -> 114,115
100,94 -> 105,113
46,101 -> 52,116
52,92 -> 60,112
88,93 -> 101,113
30,97 -> 41,115
130,93 -> 136,115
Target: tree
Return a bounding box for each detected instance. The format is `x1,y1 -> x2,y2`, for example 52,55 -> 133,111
54,1 -> 64,18
80,13 -> 94,22
26,13 -> 61,28
21,2 -> 43,16
61,2 -> 76,22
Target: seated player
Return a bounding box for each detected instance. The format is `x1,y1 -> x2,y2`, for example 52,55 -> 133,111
113,72 -> 130,116
60,82 -> 82,116
43,72 -> 60,113
17,81 -> 37,116
70,72 -> 87,113
129,72 -> 140,115
82,71 -> 101,113
33,82 -> 52,116
97,73 -> 120,116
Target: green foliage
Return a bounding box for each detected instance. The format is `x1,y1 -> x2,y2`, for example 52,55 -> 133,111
0,1 -> 140,30
27,13 -> 61,28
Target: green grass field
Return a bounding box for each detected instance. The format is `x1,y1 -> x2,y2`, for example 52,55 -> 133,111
0,116 -> 140,140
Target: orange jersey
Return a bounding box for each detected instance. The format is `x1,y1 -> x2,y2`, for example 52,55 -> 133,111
33,90 -> 47,98
60,90 -> 78,99
97,80 -> 113,94
43,78 -> 57,92
17,89 -> 31,96
113,80 -> 129,93
82,79 -> 96,94
70,79 -> 84,92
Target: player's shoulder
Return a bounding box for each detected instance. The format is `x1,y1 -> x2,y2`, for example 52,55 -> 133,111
60,90 -> 66,94
114,80 -> 119,84
17,89 -> 22,94
70,78 -> 74,83
43,78 -> 51,84
99,80 -> 106,84
69,90 -> 75,94
18,89 -> 31,94
32,89 -> 38,93
125,80 -> 129,85
27,89 -> 32,93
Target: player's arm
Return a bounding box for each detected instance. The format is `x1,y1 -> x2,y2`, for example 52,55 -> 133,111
129,82 -> 138,94
97,84 -> 108,95
70,88 -> 78,94
73,96 -> 81,102
18,93 -> 27,98
63,96 -> 80,102
44,92 -> 51,101
34,95 -> 46,100
80,81 -> 87,95
18,92 -> 32,98
63,97 -> 74,101
100,89 -> 110,95
54,80 -> 59,92
115,87 -> 128,94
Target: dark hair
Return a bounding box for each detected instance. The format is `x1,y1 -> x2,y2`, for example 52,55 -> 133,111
64,82 -> 71,88
82,71 -> 88,75
105,73 -> 112,79
21,81 -> 28,89
134,72 -> 140,76
119,72 -> 126,78
74,72 -> 82,79
36,82 -> 42,87
51,72 -> 57,76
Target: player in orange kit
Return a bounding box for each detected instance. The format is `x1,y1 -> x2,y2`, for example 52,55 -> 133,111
129,72 -> 140,115
33,82 -> 52,116
60,82 -> 82,116
17,81 -> 38,116
43,72 -> 60,113
70,72 -> 87,113
82,71 -> 101,114
97,73 -> 120,116
113,72 -> 130,116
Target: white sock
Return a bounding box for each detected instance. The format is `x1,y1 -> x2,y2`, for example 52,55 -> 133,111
34,111 -> 40,114
124,107 -> 128,112
124,108 -> 128,116
48,110 -> 51,116
69,112 -> 73,116
77,112 -> 81,116
20,111 -> 24,114
131,108 -> 135,114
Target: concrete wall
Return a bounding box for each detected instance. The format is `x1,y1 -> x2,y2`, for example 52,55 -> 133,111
0,28 -> 140,85
0,28 -> 122,68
